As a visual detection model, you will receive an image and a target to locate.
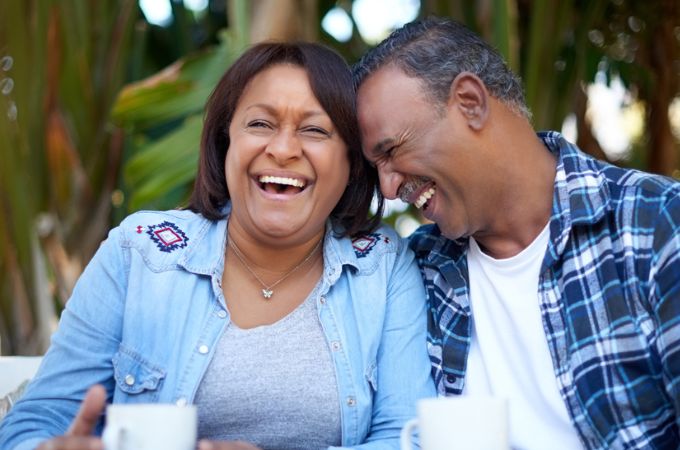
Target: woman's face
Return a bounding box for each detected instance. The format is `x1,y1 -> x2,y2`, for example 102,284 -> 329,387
225,63 -> 350,247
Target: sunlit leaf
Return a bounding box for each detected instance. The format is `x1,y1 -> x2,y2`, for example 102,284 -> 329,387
124,114 -> 202,208
112,31 -> 238,130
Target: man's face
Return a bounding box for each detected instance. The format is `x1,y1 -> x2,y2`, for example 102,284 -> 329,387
357,66 -> 481,240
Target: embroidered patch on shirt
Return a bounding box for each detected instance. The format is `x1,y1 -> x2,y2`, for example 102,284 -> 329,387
146,221 -> 189,253
352,233 -> 382,258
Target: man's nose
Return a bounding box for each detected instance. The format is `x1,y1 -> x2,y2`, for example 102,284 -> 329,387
377,165 -> 403,200
265,129 -> 302,164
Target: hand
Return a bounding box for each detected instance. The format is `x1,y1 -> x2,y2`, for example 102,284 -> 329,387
198,440 -> 262,450
36,385 -> 107,450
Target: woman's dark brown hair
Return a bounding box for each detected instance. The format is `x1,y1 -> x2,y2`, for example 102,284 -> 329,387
187,42 -> 383,237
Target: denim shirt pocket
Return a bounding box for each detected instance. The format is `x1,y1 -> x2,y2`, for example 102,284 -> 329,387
113,346 -> 166,400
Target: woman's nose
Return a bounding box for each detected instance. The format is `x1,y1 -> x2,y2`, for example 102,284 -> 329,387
265,129 -> 302,164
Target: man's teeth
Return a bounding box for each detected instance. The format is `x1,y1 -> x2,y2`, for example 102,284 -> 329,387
414,187 -> 436,209
259,175 -> 305,188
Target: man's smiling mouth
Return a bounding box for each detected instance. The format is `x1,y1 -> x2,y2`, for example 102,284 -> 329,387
399,177 -> 436,210
258,175 -> 306,195
414,186 -> 436,209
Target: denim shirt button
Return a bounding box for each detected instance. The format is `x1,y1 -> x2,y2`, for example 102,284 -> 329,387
217,310 -> 227,319
124,374 -> 135,386
176,397 -> 187,406
319,296 -> 326,305
346,396 -> 356,407
198,344 -> 209,354
331,341 -> 341,351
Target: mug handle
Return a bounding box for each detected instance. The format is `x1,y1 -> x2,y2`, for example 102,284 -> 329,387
102,424 -> 125,450
400,418 -> 419,450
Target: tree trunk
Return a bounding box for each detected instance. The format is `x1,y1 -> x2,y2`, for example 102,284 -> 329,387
574,84 -> 609,162
249,0 -> 318,43
644,0 -> 678,176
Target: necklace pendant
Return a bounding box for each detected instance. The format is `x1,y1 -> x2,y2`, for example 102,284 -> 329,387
262,289 -> 273,299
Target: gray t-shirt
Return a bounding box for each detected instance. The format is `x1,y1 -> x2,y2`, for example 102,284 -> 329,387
195,281 -> 342,449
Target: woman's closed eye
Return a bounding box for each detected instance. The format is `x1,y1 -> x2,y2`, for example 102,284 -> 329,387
300,126 -> 331,138
247,119 -> 273,129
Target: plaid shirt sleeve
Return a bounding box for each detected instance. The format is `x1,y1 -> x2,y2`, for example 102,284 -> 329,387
649,191 -> 680,422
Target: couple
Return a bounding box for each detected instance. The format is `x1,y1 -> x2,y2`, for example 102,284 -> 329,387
2,17 -> 679,450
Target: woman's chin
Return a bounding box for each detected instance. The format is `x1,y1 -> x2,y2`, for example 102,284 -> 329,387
251,215 -> 314,242
231,200 -> 327,244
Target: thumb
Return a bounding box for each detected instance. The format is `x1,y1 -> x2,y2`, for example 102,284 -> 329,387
67,384 -> 107,436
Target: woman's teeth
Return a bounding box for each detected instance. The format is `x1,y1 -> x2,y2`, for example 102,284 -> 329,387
259,175 -> 305,188
414,187 -> 436,209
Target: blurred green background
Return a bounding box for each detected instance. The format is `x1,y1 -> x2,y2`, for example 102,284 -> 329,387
0,0 -> 678,355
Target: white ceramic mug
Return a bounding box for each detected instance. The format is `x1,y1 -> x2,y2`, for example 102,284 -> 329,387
400,396 -> 509,450
102,403 -> 197,450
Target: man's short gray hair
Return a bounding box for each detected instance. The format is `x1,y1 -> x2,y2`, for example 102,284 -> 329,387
353,17 -> 531,120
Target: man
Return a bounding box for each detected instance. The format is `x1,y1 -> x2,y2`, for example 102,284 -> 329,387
354,17 -> 680,450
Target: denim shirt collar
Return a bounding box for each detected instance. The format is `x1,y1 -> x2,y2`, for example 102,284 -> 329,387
178,210 -> 228,278
178,203 -> 360,284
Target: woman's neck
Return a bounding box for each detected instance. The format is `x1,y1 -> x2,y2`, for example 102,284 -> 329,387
225,223 -> 325,275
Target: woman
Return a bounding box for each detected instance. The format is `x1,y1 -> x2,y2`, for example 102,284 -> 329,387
0,42 -> 435,450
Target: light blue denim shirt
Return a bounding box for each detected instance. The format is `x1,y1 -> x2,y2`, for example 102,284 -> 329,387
0,207 -> 435,450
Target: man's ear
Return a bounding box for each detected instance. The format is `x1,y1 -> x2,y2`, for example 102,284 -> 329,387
448,72 -> 488,131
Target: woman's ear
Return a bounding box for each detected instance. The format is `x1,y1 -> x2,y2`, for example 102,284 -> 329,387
448,72 -> 489,131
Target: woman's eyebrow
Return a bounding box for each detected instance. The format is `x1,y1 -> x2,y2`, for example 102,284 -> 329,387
244,103 -> 326,120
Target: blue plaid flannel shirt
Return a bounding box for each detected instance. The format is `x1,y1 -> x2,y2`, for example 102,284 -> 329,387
409,131 -> 680,449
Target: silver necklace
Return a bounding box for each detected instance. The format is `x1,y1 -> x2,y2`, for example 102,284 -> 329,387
227,234 -> 323,299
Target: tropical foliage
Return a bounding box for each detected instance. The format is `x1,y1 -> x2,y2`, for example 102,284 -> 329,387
0,0 -> 138,354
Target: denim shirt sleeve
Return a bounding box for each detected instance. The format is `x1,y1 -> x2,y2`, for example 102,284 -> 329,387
332,234 -> 437,449
0,226 -> 128,450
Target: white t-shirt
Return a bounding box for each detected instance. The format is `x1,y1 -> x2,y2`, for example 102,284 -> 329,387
464,224 -> 582,449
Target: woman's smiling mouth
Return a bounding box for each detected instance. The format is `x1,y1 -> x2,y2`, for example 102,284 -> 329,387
258,175 -> 307,195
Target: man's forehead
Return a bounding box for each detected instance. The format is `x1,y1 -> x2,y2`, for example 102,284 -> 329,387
357,66 -> 424,148
357,66 -> 433,117
357,66 -> 407,99
356,75 -> 393,153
